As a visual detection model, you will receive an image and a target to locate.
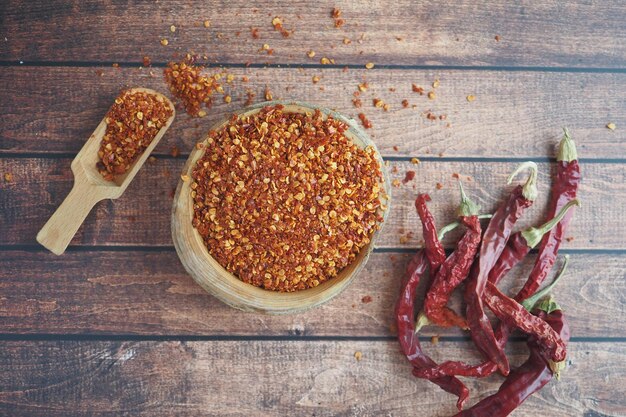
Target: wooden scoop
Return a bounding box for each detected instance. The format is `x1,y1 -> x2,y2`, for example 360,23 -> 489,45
37,88 -> 175,255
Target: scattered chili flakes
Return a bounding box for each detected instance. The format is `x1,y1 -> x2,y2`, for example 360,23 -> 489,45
4,172 -> 13,183
307,50 -> 316,58
373,98 -> 384,108
565,236 -> 575,242
435,182 -> 443,190
432,79 -> 440,88
391,165 -> 399,173
95,69 -> 104,77
320,57 -> 335,65
96,90 -> 173,181
204,20 -> 211,28
467,94 -> 476,102
242,76 -> 249,83
365,62 -> 374,69
224,95 -> 232,104
495,35 -> 501,42
250,27 -> 260,39
452,173 -> 460,179
383,104 -> 390,112
170,145 -> 180,158
358,82 -> 369,92
412,84 -> 424,94
164,55 -> 222,117
361,295 -> 373,304
148,156 -> 157,164
264,86 -> 273,101
312,75 -> 321,84
607,122 -> 616,130
142,56 -> 152,67
425,111 -> 437,121
358,113 -> 372,129
343,37 -> 351,45
170,25 -> 176,33
191,105 -> 384,292
354,351 -> 363,361
112,63 -> 119,68
352,98 -> 362,108
392,179 -> 401,188
271,16 -> 292,37
427,91 -> 436,100
402,99 -> 409,108
160,38 -> 169,46
411,157 -> 420,165
403,170 -> 416,184
245,90 -> 256,106
431,335 -> 440,344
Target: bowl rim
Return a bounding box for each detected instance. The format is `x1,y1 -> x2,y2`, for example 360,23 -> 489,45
171,100 -> 392,314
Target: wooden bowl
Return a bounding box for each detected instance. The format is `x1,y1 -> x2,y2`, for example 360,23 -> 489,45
171,101 -> 391,314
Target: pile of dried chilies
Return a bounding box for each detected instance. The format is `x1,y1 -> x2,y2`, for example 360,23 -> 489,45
395,130 -> 581,416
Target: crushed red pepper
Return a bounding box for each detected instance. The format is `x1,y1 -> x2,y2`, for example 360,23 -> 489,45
164,55 -> 222,117
191,105 -> 384,292
358,113 -> 372,129
96,90 -> 172,181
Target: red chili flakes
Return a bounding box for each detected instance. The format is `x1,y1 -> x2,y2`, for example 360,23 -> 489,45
411,157 -> 420,165
4,172 -> 13,183
112,63 -> 119,68
412,84 -> 424,94
271,16 -> 292,37
392,146 -> 399,152
403,170 -> 416,184
435,182 -> 444,190
312,75 -> 321,84
358,82 -> 369,92
391,165 -> 399,173
170,145 -> 180,158
425,111 -> 437,121
95,70 -> 104,77
250,27 -> 260,39
431,335 -> 440,344
164,55 -> 222,117
373,98 -> 384,108
361,295 -> 373,304
142,56 -> 151,67
331,7 -> 344,27
245,90 -> 256,106
358,113 -> 372,129
452,173 -> 460,179
392,179 -> 401,188
402,99 -> 409,108
191,105 -> 384,292
495,35 -> 501,42
96,90 -> 173,181
320,57 -> 335,65
264,86 -> 273,101
565,236 -> 575,242
352,98 -> 362,108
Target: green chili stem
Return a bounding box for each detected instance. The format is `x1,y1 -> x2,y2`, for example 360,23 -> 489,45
414,311 -> 432,333
558,127 -> 578,163
456,181 -> 481,217
507,161 -> 538,201
521,199 -> 580,249
437,214 -> 493,242
521,255 -> 570,312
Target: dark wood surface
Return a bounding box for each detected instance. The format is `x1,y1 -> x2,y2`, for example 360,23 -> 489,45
0,1 -> 625,416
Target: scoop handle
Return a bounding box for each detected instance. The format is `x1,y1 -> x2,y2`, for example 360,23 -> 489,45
37,181 -> 103,255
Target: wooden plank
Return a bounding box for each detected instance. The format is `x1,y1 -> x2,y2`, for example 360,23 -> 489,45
0,158 -> 622,249
0,340 -> 623,416
0,250 -> 623,337
0,67 -> 623,159
2,1 -> 625,67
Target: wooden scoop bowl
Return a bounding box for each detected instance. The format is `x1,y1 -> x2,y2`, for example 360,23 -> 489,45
37,88 -> 175,255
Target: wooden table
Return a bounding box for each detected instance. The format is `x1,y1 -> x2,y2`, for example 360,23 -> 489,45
1,1 -> 625,416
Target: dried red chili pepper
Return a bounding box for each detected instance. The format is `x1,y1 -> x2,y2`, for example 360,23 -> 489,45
464,162 -> 538,376
515,129 -> 581,302
484,282 -> 567,362
415,194 -> 447,273
396,249 -> 468,409
412,256 -> 569,380
454,297 -> 570,417
488,198 -> 580,287
421,184 -> 481,329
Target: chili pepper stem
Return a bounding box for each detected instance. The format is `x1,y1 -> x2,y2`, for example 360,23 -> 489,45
558,128 -> 578,163
521,256 -> 570,312
521,199 -> 580,249
437,214 -> 493,241
507,161 -> 539,201
456,182 -> 480,217
415,311 -> 432,333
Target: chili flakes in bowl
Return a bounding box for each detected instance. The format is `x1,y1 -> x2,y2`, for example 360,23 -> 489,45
190,105 -> 384,292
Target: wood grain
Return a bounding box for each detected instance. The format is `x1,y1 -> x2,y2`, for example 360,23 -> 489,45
0,158 -> 623,249
1,1 -> 625,67
0,340 -> 623,416
0,250 -> 623,337
0,67 -> 623,159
